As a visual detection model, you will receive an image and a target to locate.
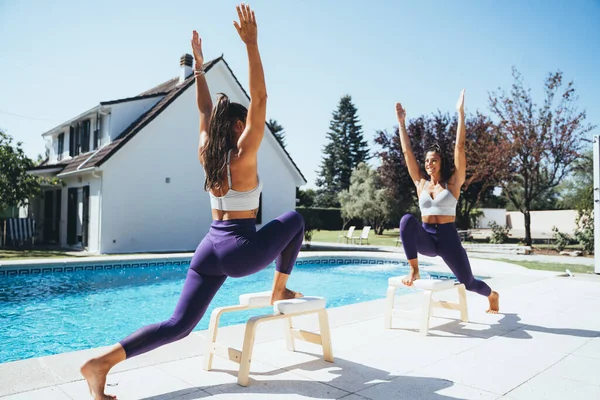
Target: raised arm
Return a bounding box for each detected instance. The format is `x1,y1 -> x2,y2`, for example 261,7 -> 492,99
234,4 -> 267,158
191,30 -> 213,162
453,89 -> 466,187
396,102 -> 425,186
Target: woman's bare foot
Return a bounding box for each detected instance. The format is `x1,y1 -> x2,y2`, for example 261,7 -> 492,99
80,359 -> 116,400
271,287 -> 303,304
402,267 -> 420,286
487,291 -> 500,314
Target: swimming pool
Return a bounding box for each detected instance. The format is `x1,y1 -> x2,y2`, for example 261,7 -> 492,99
0,256 -> 455,363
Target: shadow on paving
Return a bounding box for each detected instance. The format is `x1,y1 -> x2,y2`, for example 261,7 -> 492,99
138,354 -> 464,399
393,313 -> 600,340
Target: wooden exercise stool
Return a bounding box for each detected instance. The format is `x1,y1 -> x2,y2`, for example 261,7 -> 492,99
384,276 -> 468,336
203,291 -> 334,386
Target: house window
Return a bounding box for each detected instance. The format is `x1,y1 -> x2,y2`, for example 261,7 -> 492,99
81,119 -> 91,153
74,123 -> 81,156
93,117 -> 101,150
57,133 -> 64,161
69,126 -> 75,157
255,194 -> 263,224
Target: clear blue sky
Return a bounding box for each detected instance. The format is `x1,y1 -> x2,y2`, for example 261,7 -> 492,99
1,0 -> 599,188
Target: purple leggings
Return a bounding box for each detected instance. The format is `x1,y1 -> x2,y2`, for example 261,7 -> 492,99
400,214 -> 492,297
119,211 -> 305,358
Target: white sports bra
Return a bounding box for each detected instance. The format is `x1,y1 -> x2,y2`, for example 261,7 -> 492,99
418,181 -> 458,216
208,150 -> 263,211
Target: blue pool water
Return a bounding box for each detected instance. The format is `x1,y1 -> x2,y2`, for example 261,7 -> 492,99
0,257 -> 451,363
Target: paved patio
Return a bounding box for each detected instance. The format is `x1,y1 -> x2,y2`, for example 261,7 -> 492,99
1,255 -> 599,399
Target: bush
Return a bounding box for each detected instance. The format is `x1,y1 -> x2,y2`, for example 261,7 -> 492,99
574,227 -> 593,254
489,221 -> 510,244
552,226 -> 575,252
295,207 -> 363,231
295,207 -> 323,246
574,210 -> 594,254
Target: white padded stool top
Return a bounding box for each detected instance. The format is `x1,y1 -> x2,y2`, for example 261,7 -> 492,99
388,276 -> 456,291
273,296 -> 326,315
239,291 -> 272,307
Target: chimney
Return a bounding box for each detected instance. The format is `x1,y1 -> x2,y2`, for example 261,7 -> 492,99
179,53 -> 194,84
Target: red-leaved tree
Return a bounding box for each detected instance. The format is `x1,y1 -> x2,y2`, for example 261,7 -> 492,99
488,67 -> 595,245
375,112 -> 510,229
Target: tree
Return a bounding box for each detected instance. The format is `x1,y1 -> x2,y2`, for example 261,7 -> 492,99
374,112 -> 509,229
0,130 -> 41,210
556,150 -> 594,253
296,187 -> 316,207
267,119 -> 286,149
315,95 -> 369,207
558,149 -> 593,210
489,67 -> 595,245
338,163 -> 393,235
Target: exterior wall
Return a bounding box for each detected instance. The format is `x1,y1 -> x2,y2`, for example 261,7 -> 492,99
99,64 -> 301,253
108,97 -> 163,141
506,210 -> 579,238
476,208 -> 507,228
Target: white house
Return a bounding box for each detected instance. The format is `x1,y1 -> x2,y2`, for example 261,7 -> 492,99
27,54 -> 306,254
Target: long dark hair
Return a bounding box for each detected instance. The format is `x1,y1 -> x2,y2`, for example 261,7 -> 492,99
201,93 -> 248,191
425,142 -> 454,183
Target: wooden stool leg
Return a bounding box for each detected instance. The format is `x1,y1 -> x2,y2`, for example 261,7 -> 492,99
318,309 -> 334,362
238,317 -> 260,387
384,285 -> 396,329
457,284 -> 469,322
420,290 -> 433,336
203,308 -> 221,371
284,317 -> 295,351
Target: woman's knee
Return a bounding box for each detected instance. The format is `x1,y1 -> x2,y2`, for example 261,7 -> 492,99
164,319 -> 195,341
400,214 -> 417,233
280,210 -> 305,231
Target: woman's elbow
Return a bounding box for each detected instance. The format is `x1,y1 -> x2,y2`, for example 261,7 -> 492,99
252,92 -> 268,104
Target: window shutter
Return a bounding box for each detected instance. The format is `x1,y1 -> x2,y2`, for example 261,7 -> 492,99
69,126 -> 75,157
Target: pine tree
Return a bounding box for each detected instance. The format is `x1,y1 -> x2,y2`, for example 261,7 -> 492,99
267,119 -> 286,149
315,95 -> 369,207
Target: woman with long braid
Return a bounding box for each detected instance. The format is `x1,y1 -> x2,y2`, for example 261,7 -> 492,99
80,5 -> 304,398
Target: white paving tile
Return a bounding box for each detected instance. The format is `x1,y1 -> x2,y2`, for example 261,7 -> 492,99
0,358 -> 63,397
543,354 -> 600,385
57,365 -> 200,400
157,355 -> 288,389
506,371 -> 600,400
206,394 -> 342,400
272,348 -> 399,393
356,376 -> 499,400
573,336 -> 600,359
202,364 -> 349,399
0,387 -> 71,400
408,334 -> 566,394
338,395 -> 370,400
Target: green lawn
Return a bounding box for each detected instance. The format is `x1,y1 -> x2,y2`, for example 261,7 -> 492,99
492,258 -> 594,274
311,229 -> 400,247
0,249 -> 78,260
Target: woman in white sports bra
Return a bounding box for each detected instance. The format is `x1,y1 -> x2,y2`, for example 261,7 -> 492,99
395,90 -> 499,314
80,6 -> 305,398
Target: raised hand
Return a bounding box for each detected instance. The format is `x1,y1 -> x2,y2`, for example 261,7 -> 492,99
191,30 -> 204,66
456,89 -> 465,114
233,3 -> 258,45
395,102 -> 407,123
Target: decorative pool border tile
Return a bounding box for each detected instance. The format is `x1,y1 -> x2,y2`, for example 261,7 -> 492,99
0,258 -> 192,277
294,256 -> 407,266
0,255 -> 463,282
